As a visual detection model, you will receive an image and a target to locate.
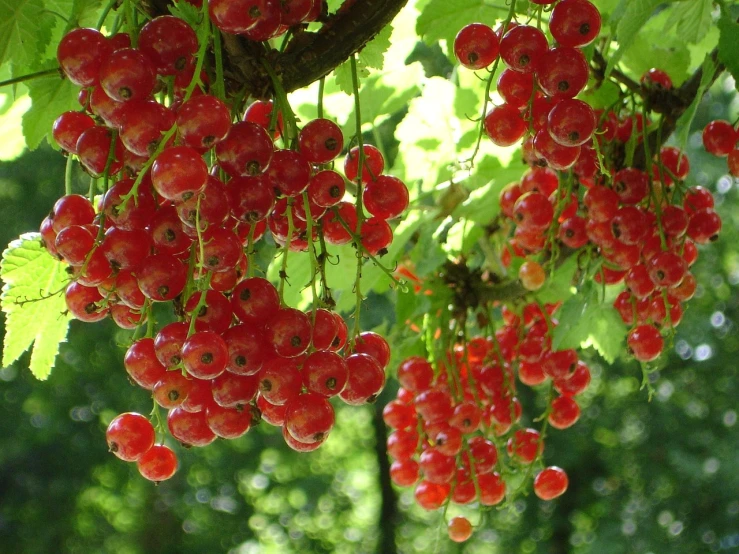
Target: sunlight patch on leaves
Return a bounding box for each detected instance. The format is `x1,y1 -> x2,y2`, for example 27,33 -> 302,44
1,233 -> 72,380
663,0 -> 714,46
0,0 -> 48,69
22,74 -> 79,150
605,0 -> 663,80
333,24 -> 393,94
416,0 -> 502,53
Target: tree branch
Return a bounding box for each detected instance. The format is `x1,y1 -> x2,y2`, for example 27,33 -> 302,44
142,0 -> 408,99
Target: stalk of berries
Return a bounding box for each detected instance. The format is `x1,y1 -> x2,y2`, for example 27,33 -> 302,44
386,298 -> 588,542
452,0 -> 721,367
702,119 -> 739,177
44,7 -> 408,481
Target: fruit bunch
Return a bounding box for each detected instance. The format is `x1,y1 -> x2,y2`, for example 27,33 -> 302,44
702,119 -> 739,177
385,301 -> 588,541
452,0 -> 721,363
40,8 -> 406,480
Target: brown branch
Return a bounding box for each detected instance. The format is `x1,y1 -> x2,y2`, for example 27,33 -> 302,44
141,0 -> 408,99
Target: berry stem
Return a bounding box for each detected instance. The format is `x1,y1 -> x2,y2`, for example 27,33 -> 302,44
349,53 -> 366,347
301,192 -> 320,316
278,198 -> 296,305
317,77 -> 325,119
0,68 -> 59,89
95,0 -> 118,30
184,1 -> 213,101
64,154 -> 73,196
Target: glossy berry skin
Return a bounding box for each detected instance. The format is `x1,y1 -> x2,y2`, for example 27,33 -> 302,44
648,251 -> 687,288
344,145 -> 385,184
206,403 -> 255,439
641,68 -> 672,90
360,217 -> 393,255
536,47 -> 589,98
390,459 -> 419,487
308,170 -> 346,208
52,111 -> 95,154
65,282 -> 108,322
167,407 -> 217,447
76,126 -> 124,177
497,69 -> 534,108
54,224 -> 93,265
106,413 -> 156,462
51,194 -> 95,234
513,192 -> 554,231
506,428 -> 542,463
353,331 -> 391,369
363,175 -> 409,220
267,308 -> 312,358
298,118 -> 344,163
499,25 -> 548,73
151,146 -> 208,202
519,260 -> 546,291
259,357 -> 303,406
266,149 -> 312,197
448,516 -> 473,543
454,23 -> 500,70
176,95 -> 232,150
209,0 -> 266,34
182,331 -> 229,380
136,254 -> 188,302
302,350 -> 348,397
397,356 -> 434,392
137,444 -> 178,482
687,209 -> 721,244
484,104 -> 526,147
57,28 -> 113,86
99,48 -> 157,102
215,121 -> 274,177
534,466 -> 569,500
231,277 -> 280,326
627,324 -> 664,362
138,16 -> 198,75
419,447 -> 455,484
284,392 -> 336,443
414,480 -> 450,510
549,0 -> 601,48
547,99 -> 596,147
533,129 -> 581,170
414,388 -> 453,424
124,338 -> 168,390
702,120 -> 737,157
548,396 -> 580,429
340,353 -> 386,405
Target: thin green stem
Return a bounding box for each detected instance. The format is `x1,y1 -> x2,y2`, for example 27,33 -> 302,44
212,23 -> 226,101
278,198 -> 296,305
96,0 -> 118,30
317,77 -> 325,119
349,54 -> 366,347
184,2 -> 213,100
64,155 -> 74,196
0,68 -> 59,89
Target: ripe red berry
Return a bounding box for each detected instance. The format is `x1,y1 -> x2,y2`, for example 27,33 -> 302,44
627,324 -> 664,362
548,396 -> 581,429
549,0 -> 601,48
298,118 -> 344,163
284,392 -> 336,443
702,120 -> 737,157
137,444 -> 178,482
499,25 -> 548,73
483,104 -> 526,147
447,516 -> 473,542
454,23 -> 500,70
106,412 -> 156,462
534,466 -> 569,500
340,353 -> 386,405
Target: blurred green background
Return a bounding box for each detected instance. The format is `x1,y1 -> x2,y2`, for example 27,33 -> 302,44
0,79 -> 738,554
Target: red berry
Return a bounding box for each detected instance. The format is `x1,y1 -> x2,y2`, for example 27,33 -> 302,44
534,466 -> 569,500
627,324 -> 664,362
137,444 -> 178,481
448,516 -> 473,542
284,392 -> 335,443
454,23 -> 500,70
106,413 -> 156,462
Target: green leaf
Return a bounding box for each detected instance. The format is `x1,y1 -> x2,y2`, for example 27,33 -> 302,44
534,255 -> 579,305
416,0 -> 500,51
673,53 -> 719,152
662,0 -> 713,45
718,14 -> 739,88
605,0 -> 663,80
621,35 -> 691,85
0,0 -> 48,69
169,0 -> 203,28
580,305 -> 627,364
22,74 -> 79,150
332,24 -> 393,94
1,232 -> 72,380
581,79 -> 621,110
550,282 -> 626,363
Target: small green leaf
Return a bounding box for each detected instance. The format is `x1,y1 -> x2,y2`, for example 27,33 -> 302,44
169,0 -> 203,28
663,0 -> 714,45
22,74 -> 79,150
718,14 -> 739,88
605,0 -> 663,80
1,232 -> 72,380
580,305 -> 627,364
416,0 -> 500,52
0,0 -> 48,69
332,24 -> 393,94
621,35 -> 691,85
535,255 -> 579,305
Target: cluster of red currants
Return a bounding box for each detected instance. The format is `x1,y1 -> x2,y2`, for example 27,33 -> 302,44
453,0 -> 721,366
702,119 -> 739,177
385,301 -> 590,541
40,14 -> 408,480
106,412 -> 178,482
208,0 -> 323,41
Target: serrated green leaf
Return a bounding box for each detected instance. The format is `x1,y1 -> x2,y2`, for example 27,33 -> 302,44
605,0 -> 663,80
444,219 -> 482,255
0,0 -> 48,69
535,255 -> 579,305
663,0 -> 713,45
581,79 -> 621,110
22,74 -> 79,150
621,35 -> 690,85
673,53 -> 719,152
580,305 -> 626,364
1,232 -> 72,380
361,23 -> 392,70
718,14 -> 739,89
333,59 -> 369,95
169,0 -> 203,28
416,0 -> 500,52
